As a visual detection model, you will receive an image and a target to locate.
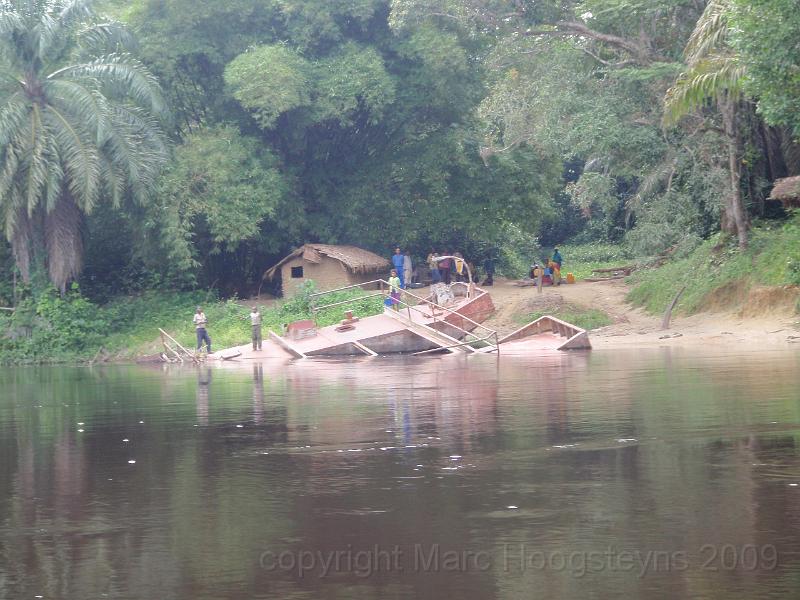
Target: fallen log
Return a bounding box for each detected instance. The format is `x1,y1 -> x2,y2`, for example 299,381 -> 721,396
591,265 -> 635,275
584,274 -> 628,282
661,285 -> 686,330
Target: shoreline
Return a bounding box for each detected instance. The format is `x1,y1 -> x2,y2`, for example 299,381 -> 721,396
4,278 -> 799,367
482,278 -> 800,351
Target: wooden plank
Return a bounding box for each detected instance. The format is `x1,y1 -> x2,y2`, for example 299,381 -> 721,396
220,348 -> 243,360
268,330 -> 306,358
352,341 -> 378,356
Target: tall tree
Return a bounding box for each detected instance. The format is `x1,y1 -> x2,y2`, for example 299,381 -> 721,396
663,0 -> 749,248
0,0 -> 168,292
731,0 -> 800,139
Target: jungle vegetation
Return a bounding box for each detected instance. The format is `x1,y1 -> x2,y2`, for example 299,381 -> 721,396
1,0 -> 799,359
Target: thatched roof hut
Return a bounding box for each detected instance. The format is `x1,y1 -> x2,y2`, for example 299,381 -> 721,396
769,176 -> 800,208
264,244 -> 390,297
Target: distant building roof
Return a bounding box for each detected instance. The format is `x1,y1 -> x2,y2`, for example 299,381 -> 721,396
264,244 -> 390,280
769,176 -> 800,201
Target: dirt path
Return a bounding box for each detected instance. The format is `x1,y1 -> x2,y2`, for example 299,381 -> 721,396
483,277 -> 800,350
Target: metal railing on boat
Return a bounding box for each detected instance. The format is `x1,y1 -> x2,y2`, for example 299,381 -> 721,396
308,279 -> 499,355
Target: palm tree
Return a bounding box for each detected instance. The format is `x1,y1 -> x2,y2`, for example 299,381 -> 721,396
663,0 -> 749,248
0,0 -> 168,292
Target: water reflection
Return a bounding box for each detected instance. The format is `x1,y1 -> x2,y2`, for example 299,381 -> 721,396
0,350 -> 799,599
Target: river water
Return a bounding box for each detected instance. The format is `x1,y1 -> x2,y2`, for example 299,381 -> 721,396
1,348 -> 799,599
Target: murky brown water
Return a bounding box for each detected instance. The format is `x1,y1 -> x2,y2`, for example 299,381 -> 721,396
1,349 -> 800,599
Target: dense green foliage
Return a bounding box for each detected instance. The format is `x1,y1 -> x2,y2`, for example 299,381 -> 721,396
0,0 -> 168,292
0,281 -> 384,364
629,214 -> 800,315
3,0 -> 800,362
732,0 -> 800,137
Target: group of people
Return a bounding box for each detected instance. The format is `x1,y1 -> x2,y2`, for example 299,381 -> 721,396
191,247 -> 564,351
390,248 -> 491,289
530,247 -> 564,285
192,305 -> 264,354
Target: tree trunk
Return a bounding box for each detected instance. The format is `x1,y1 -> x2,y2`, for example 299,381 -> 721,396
719,96 -> 748,249
45,194 -> 84,295
10,210 -> 33,283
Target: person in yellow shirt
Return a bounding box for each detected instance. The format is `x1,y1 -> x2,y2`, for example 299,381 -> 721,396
388,269 -> 402,310
549,260 -> 562,285
454,252 -> 465,282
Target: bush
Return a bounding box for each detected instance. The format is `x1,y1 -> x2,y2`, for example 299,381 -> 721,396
628,214 -> 800,315
0,284 -> 108,363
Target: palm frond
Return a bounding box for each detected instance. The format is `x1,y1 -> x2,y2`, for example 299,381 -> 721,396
105,103 -> 168,202
76,20 -> 133,53
0,94 -> 30,145
684,0 -> 730,64
43,138 -> 63,212
98,155 -> 123,207
664,55 -> 745,125
57,0 -> 93,25
0,143 -> 20,207
0,5 -> 24,38
43,102 -> 100,212
663,0 -> 742,126
45,78 -> 109,143
0,0 -> 170,290
49,53 -> 167,116
34,9 -> 60,63
25,103 -> 48,215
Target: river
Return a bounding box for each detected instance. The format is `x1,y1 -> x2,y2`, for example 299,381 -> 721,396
1,348 -> 799,599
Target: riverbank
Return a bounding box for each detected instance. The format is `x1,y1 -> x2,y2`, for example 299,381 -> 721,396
484,277 -> 800,350
3,221 -> 800,364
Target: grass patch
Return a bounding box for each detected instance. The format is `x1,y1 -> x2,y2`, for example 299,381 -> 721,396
628,215 -> 800,316
556,243 -> 638,280
0,281 -> 385,364
514,305 -> 613,331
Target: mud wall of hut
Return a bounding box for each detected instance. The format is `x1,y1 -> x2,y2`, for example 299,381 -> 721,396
280,256 -> 386,297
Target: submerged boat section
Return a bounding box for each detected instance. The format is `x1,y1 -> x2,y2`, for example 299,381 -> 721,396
207,281 -> 590,361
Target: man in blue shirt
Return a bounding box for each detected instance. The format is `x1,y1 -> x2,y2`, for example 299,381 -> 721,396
552,247 -> 563,269
392,247 -> 406,288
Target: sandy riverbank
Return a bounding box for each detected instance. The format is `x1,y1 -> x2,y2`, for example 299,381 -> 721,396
480,277 -> 800,350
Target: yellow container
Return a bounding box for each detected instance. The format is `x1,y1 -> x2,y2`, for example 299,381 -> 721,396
566,272 -> 575,284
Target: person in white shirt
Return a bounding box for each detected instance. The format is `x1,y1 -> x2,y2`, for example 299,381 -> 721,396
250,307 -> 262,351
403,253 -> 413,288
193,307 -> 211,352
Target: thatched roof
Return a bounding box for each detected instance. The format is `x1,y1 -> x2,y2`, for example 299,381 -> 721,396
770,176 -> 800,201
263,244 -> 390,279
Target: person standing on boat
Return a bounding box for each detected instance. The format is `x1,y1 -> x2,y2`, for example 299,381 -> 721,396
250,306 -> 262,351
388,269 -> 402,310
392,247 -> 405,288
194,307 -> 211,353
403,252 -> 413,288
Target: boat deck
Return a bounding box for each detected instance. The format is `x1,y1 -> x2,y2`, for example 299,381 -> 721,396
206,288 -> 589,361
